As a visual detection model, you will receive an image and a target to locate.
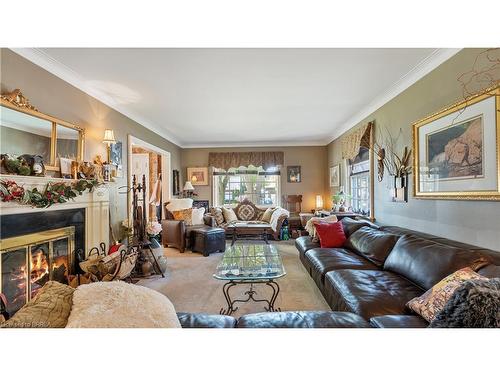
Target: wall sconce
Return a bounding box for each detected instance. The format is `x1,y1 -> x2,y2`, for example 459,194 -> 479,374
102,129 -> 116,162
315,195 -> 324,210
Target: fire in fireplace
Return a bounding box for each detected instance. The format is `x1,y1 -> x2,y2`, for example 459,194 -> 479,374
0,226 -> 75,315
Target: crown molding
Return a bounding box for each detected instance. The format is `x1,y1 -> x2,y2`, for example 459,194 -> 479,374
10,48 -> 183,147
11,48 -> 462,149
326,48 -> 462,144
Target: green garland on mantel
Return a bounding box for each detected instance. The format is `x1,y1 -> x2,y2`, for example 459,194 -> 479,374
0,178 -> 100,208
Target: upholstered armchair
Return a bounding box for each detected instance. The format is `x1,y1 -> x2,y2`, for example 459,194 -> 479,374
161,198 -> 215,252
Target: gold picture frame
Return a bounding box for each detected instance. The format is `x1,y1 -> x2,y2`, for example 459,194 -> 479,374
187,167 -> 209,185
1,89 -> 85,172
413,84 -> 500,200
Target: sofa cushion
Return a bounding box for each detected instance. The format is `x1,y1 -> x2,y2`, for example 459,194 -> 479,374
341,217 -> 373,237
324,269 -> 423,319
314,221 -> 346,248
369,314 -> 428,328
407,267 -> 487,322
295,236 -> 320,258
306,248 -> 379,287
261,207 -> 278,222
236,311 -> 370,328
177,312 -> 237,328
172,208 -> 193,225
383,234 -> 490,290
344,226 -> 400,266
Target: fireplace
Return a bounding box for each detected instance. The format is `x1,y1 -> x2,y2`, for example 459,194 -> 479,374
0,208 -> 85,315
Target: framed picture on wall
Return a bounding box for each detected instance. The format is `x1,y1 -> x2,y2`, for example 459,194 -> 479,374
330,164 -> 340,187
187,167 -> 209,185
287,166 -> 301,183
413,85 -> 500,200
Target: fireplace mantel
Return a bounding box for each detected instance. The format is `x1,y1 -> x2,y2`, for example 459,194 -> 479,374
0,174 -> 110,255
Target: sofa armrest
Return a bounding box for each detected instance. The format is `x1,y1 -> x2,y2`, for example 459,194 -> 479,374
176,312 -> 237,328
161,219 -> 186,250
203,214 -> 216,227
369,315 -> 428,328
272,214 -> 289,240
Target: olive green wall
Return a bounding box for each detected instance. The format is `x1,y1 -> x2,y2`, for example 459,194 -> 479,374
0,48 -> 182,237
181,146 -> 329,212
327,48 -> 500,250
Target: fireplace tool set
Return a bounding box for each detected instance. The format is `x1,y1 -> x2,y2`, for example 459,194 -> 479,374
75,174 -> 165,283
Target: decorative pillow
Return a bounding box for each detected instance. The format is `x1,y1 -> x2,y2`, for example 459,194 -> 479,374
428,278 -> 500,328
261,207 -> 277,222
407,267 -> 487,322
313,221 -> 346,248
66,281 -> 181,328
222,207 -> 238,223
210,207 -> 225,226
172,208 -> 193,225
234,199 -> 259,221
1,281 -> 74,328
305,215 -> 338,242
191,207 -> 205,225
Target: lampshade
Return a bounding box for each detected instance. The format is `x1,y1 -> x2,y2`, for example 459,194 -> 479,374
103,129 -> 116,145
183,181 -> 195,191
315,195 -> 323,209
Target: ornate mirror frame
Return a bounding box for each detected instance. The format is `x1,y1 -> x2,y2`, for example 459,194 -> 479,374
0,89 -> 85,171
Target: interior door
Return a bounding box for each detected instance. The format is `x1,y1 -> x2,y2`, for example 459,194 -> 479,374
131,153 -> 150,220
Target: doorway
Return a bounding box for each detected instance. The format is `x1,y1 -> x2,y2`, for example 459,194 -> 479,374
128,135 -> 171,223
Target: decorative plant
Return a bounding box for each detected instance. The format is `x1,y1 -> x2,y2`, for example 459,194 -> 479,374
373,127 -> 412,181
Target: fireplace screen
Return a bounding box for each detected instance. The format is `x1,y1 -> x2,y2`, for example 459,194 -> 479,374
0,226 -> 75,315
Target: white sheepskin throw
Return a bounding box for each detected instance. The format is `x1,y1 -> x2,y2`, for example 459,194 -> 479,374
66,281 -> 181,328
269,207 -> 290,232
305,215 -> 338,241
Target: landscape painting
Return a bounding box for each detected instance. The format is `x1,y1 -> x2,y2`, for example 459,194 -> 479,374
426,115 -> 483,180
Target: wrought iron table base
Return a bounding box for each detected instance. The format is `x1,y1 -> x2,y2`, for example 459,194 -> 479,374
219,279 -> 281,315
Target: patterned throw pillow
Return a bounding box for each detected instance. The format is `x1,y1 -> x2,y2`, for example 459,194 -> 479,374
172,208 -> 193,225
234,199 -> 259,221
222,207 -> 238,223
210,207 -> 225,226
407,267 -> 487,322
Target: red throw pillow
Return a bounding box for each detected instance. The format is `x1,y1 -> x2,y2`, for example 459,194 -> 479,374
313,221 -> 346,248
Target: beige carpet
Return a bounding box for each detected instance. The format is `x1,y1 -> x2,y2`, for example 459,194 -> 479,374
138,240 -> 329,317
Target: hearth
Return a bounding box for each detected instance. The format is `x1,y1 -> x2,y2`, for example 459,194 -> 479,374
0,208 -> 85,315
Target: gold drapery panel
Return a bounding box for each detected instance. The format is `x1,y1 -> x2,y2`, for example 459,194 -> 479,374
208,151 -> 284,170
341,122 -> 373,160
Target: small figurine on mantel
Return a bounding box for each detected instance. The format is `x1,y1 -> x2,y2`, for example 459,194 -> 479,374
0,153 -> 45,176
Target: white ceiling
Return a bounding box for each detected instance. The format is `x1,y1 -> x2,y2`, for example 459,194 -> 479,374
13,48 -> 460,148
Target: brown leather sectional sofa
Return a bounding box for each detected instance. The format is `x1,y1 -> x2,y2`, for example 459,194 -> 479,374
296,218 -> 500,328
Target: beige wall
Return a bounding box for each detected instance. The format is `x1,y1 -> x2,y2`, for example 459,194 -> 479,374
181,146 -> 328,212
0,48 -> 182,237
327,48 -> 500,250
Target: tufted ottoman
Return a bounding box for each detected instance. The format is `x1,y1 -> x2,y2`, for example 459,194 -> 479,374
191,227 -> 226,256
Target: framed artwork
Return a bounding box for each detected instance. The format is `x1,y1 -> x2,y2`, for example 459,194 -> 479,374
287,166 -> 301,183
187,167 -> 209,185
172,169 -> 180,195
330,164 -> 340,187
413,85 -> 500,200
110,141 -> 122,166
193,200 -> 210,211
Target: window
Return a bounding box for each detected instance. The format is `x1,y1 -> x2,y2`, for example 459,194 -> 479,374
213,166 -> 280,207
348,147 -> 370,216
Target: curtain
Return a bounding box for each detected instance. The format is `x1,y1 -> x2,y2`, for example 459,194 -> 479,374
341,122 -> 373,160
208,151 -> 284,170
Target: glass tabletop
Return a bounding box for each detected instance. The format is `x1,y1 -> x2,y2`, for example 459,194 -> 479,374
213,243 -> 286,281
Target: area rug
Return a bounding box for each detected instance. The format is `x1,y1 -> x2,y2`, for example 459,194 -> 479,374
138,240 -> 329,317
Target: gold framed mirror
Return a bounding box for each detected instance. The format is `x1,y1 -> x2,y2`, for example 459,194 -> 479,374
0,89 -> 85,172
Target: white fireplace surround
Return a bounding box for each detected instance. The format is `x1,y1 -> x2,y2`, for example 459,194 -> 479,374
0,175 -> 110,256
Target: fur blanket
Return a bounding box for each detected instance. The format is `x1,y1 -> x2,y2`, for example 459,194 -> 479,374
429,278 -> 500,328
305,215 -> 338,241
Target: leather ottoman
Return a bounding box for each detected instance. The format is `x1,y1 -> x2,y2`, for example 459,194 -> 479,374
191,227 -> 226,256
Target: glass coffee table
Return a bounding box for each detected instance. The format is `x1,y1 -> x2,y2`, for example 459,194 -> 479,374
213,243 -> 286,315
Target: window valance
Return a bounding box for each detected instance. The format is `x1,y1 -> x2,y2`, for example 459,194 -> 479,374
208,151 -> 284,171
341,121 -> 373,160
